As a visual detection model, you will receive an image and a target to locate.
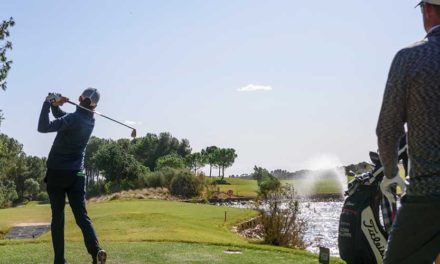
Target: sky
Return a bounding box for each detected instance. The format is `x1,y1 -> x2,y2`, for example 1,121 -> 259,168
0,1 -> 427,175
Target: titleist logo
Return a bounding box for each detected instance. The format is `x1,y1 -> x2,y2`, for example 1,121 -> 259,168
362,219 -> 386,258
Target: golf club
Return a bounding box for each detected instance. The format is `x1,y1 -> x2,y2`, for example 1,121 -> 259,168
66,100 -> 137,138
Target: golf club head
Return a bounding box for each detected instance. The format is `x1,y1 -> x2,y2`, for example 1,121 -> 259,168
131,129 -> 137,138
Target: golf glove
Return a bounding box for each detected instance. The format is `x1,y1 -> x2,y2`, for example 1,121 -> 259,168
46,93 -> 68,106
380,173 -> 406,203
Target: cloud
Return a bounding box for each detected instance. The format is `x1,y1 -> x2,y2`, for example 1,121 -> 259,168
125,120 -> 138,126
237,84 -> 272,92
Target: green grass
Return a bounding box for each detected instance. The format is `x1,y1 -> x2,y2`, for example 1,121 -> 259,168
0,241 -> 343,264
0,200 -> 344,263
214,177 -> 259,197
0,200 -> 256,244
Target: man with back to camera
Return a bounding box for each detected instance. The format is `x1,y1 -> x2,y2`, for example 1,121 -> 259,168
377,1 -> 440,263
38,88 -> 107,264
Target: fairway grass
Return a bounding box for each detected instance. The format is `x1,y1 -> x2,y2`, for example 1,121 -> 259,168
0,200 -> 344,263
0,241 -> 344,264
214,177 -> 259,197
0,200 -> 256,245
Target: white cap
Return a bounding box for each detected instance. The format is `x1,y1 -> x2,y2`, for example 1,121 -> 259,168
417,0 -> 440,6
80,87 -> 100,107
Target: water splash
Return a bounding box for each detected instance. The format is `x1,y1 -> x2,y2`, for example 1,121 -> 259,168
296,154 -> 347,197
305,154 -> 343,171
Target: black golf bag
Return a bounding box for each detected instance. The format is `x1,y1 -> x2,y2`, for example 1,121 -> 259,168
338,140 -> 408,264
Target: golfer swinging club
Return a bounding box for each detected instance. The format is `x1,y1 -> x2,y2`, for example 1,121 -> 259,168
38,88 -> 107,264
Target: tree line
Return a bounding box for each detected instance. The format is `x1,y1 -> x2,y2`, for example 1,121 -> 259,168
0,133 -> 47,207
84,133 -> 237,193
0,131 -> 237,208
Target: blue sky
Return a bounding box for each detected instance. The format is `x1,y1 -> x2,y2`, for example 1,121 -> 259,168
0,1 -> 426,174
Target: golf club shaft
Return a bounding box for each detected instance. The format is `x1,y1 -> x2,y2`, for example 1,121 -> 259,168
66,101 -> 136,130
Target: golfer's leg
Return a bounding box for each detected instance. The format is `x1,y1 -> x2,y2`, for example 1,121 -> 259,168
403,231 -> 440,264
47,187 -> 66,264
384,198 -> 440,264
399,200 -> 440,264
67,176 -> 100,257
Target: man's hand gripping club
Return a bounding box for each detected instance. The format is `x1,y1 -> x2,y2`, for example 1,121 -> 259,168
46,93 -> 69,106
380,173 -> 406,203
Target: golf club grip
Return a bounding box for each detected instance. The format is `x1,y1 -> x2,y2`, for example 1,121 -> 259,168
66,101 -> 136,130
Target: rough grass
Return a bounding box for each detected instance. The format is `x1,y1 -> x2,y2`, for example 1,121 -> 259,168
88,187 -> 172,203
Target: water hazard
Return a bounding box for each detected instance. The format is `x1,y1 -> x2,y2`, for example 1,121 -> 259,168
223,199 -> 344,257
300,200 -> 343,256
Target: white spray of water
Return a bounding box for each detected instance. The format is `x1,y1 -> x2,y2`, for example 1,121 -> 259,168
295,154 -> 347,197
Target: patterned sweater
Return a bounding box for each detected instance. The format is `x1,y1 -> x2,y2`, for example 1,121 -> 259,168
377,26 -> 440,195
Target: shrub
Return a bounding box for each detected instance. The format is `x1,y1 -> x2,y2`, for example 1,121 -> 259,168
170,171 -> 202,198
252,166 -> 280,198
259,177 -> 281,197
0,181 -> 18,208
145,172 -> 165,188
201,181 -> 219,200
119,179 -> 136,191
257,185 -> 307,249
158,167 -> 178,187
24,178 -> 40,200
37,192 -> 49,203
104,181 -> 120,194
86,182 -> 105,197
213,178 -> 230,185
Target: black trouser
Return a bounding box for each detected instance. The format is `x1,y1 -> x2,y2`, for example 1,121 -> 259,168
46,169 -> 101,264
383,195 -> 440,264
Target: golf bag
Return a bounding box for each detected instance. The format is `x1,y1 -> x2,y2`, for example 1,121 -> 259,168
338,139 -> 408,264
